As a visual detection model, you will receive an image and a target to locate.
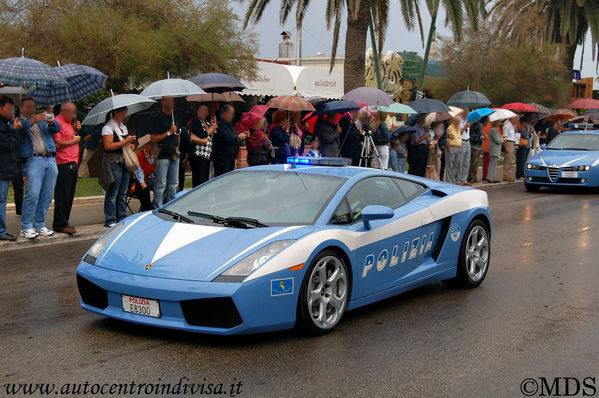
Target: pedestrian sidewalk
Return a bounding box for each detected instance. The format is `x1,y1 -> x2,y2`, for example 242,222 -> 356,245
0,224 -> 107,252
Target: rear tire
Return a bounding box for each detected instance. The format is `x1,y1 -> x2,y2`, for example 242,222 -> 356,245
525,183 -> 541,192
297,250 -> 349,335
451,220 -> 490,288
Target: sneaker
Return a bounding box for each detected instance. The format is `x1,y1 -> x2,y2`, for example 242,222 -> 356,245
35,227 -> 54,236
0,233 -> 17,241
20,229 -> 39,239
105,223 -> 117,228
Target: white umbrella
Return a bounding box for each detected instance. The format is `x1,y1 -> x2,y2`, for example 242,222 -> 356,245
82,93 -> 156,126
424,106 -> 465,126
489,108 -> 517,122
140,74 -> 206,123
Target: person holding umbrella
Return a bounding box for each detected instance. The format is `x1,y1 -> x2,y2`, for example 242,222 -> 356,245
502,115 -> 518,182
516,116 -> 531,180
150,96 -> 182,207
268,110 -> 291,164
212,104 -> 249,176
468,116 -> 489,184
189,103 -> 217,187
409,114 -> 429,177
319,112 -> 342,158
235,105 -> 271,167
0,96 -> 23,242
17,97 -> 60,239
339,109 -> 363,166
99,107 -> 135,227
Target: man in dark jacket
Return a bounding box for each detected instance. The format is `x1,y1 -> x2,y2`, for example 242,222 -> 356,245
0,96 -> 23,241
319,112 -> 340,157
339,110 -> 363,165
212,104 -> 248,177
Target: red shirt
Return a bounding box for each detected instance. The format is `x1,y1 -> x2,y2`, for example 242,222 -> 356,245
54,114 -> 79,165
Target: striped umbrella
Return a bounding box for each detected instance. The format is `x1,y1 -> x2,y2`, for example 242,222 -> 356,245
0,56 -> 65,87
28,63 -> 107,106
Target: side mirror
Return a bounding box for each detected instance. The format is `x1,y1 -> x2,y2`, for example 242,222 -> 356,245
361,205 -> 394,230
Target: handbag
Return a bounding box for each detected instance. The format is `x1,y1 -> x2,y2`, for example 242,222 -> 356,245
111,120 -> 140,172
519,137 -> 529,147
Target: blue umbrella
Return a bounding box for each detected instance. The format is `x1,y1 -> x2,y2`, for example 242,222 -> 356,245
467,108 -> 495,123
28,63 -> 107,106
0,55 -> 65,87
190,73 -> 245,93
316,100 -> 360,115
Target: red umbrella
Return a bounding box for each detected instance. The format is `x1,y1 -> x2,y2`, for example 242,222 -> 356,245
266,95 -> 315,112
567,98 -> 599,110
234,105 -> 269,134
546,109 -> 576,120
500,102 -> 537,112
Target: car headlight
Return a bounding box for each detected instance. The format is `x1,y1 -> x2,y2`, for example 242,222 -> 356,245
83,222 -> 124,264
578,165 -> 591,171
526,163 -> 539,170
214,240 -> 295,282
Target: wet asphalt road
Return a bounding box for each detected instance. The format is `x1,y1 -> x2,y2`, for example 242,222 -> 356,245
1,183 -> 599,397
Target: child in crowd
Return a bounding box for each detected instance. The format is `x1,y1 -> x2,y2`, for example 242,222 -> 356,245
425,122 -> 443,180
389,131 -> 408,173
306,136 -> 322,157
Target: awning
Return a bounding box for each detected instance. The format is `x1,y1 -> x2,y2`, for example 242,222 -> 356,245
241,61 -> 344,99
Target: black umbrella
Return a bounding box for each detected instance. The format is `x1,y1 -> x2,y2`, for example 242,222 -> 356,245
190,73 -> 245,93
408,98 -> 450,114
316,100 -> 360,115
447,90 -> 491,109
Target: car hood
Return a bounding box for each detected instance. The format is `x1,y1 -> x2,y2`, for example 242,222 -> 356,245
96,212 -> 313,282
533,150 -> 599,167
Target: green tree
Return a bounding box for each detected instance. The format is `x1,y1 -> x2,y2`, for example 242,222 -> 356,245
492,0 -> 599,81
243,0 -> 485,92
0,0 -> 257,91
429,24 -> 571,107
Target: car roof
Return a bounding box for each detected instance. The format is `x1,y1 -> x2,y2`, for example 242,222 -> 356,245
561,130 -> 599,135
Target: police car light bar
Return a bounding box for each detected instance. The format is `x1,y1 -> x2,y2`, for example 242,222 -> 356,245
566,123 -> 599,130
286,156 -> 352,166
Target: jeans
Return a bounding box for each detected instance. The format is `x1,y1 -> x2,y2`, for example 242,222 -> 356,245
397,161 -> 406,174
104,161 -> 130,226
468,146 -> 482,183
373,145 -> 390,169
153,157 -> 179,208
458,140 -> 471,183
53,162 -> 78,231
516,146 -> 530,179
21,156 -> 58,231
445,146 -> 461,184
0,179 -> 8,236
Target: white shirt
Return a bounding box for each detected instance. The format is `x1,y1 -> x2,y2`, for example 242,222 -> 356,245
102,121 -> 128,137
502,122 -> 516,141
460,119 -> 470,140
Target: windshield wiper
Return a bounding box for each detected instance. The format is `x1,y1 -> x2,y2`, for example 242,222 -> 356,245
187,211 -> 267,228
561,147 -> 591,151
157,208 -> 194,224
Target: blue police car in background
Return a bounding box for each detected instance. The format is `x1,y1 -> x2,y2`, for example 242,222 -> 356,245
76,157 -> 492,335
525,126 -> 599,192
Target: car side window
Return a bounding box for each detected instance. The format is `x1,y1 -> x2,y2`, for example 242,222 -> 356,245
393,178 -> 427,201
330,198 -> 352,225
346,177 -> 406,223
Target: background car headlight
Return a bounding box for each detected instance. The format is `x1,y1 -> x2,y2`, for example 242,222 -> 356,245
526,164 -> 539,170
83,222 -> 124,264
214,240 -> 295,282
580,165 -> 591,171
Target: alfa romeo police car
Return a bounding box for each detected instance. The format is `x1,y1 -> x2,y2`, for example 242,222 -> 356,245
76,157 -> 492,335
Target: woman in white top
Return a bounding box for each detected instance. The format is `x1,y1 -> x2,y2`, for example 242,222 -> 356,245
100,107 -> 135,227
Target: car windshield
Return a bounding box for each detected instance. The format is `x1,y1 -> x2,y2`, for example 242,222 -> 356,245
546,134 -> 599,151
165,170 -> 346,226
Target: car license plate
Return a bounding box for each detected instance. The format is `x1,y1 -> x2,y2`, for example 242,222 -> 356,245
561,171 -> 578,178
121,295 -> 160,318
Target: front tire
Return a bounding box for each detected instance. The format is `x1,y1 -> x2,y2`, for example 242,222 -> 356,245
453,220 -> 490,288
298,250 -> 349,335
525,182 -> 541,192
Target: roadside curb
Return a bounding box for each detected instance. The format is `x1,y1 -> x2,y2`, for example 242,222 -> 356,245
0,224 -> 106,252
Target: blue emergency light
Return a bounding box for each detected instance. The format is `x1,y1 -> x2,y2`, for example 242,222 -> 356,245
286,156 -> 352,166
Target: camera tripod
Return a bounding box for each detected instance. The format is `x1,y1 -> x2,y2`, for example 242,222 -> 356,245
359,131 -> 384,169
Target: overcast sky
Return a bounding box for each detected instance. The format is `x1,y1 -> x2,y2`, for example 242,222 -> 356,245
232,0 -> 598,89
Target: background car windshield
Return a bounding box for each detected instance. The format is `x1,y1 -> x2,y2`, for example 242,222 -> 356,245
166,171 -> 346,225
546,134 -> 599,151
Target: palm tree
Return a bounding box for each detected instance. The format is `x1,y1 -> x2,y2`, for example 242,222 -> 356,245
243,0 -> 485,92
492,0 -> 599,81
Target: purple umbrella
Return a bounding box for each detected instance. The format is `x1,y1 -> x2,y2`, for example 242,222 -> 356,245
190,73 -> 245,93
343,87 -> 392,107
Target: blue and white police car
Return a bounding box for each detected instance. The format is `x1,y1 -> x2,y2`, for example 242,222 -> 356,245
525,126 -> 599,191
76,157 -> 492,335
